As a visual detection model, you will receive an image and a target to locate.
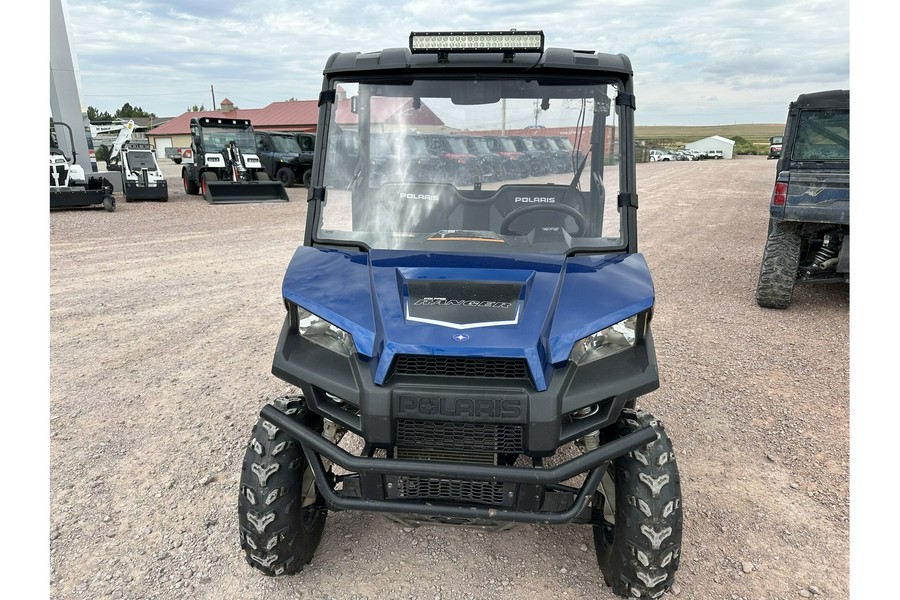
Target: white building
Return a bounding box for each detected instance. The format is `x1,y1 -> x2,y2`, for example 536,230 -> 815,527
686,135 -> 736,159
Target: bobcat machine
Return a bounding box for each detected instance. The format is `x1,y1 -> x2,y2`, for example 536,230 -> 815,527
50,121 -> 115,212
105,120 -> 169,201
237,31 -> 683,599
181,117 -> 289,204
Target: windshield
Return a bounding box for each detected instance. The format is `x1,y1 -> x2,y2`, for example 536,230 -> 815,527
318,78 -> 623,255
201,126 -> 257,155
271,135 -> 301,153
466,138 -> 491,155
791,109 -> 849,161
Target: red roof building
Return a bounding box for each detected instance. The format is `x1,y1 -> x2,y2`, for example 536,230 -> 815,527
147,96 -> 445,158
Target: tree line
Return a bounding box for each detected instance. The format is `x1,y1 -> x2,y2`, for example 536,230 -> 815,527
87,103 -> 157,121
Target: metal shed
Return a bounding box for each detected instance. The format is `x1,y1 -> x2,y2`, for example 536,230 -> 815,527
686,135 -> 736,159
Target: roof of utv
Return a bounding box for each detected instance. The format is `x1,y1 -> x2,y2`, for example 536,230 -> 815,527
323,47 -> 633,79
792,89 -> 849,110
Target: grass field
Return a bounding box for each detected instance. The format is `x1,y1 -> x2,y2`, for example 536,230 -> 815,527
635,123 -> 786,153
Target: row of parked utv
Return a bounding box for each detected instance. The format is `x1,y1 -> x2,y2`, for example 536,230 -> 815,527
329,132 -> 582,187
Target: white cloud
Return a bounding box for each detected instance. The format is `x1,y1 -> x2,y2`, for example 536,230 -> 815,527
57,0 -> 850,124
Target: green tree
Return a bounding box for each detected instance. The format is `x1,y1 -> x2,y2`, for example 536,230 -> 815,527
87,106 -> 113,121
187,104 -> 206,112
114,103 -> 155,119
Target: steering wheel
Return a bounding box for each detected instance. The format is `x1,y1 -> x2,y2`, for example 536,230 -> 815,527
499,203 -> 586,237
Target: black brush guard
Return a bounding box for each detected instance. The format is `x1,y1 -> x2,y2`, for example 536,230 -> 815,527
259,404 -> 658,525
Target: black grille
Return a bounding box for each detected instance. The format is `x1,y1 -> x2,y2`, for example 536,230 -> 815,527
50,165 -> 68,186
397,419 -> 523,453
393,476 -> 511,506
393,355 -> 529,379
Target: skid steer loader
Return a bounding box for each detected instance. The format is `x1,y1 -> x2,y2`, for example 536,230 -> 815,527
106,120 -> 168,201
181,117 -> 289,204
50,121 -> 116,212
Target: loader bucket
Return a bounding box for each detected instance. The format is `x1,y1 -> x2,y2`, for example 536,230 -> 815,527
124,178 -> 169,201
203,181 -> 290,204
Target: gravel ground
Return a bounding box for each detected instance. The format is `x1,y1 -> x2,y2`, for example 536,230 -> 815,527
47,156 -> 849,599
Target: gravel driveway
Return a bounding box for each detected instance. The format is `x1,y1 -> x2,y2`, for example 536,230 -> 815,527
49,156 -> 848,599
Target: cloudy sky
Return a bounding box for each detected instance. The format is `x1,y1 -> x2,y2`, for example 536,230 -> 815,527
57,0 -> 851,126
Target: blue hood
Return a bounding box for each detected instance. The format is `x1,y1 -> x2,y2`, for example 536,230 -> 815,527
282,247 -> 654,391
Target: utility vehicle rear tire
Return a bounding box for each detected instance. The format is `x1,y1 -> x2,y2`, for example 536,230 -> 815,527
238,396 -> 327,576
276,167 -> 295,188
173,158 -> 182,165
593,409 -> 683,599
183,172 -> 199,195
201,171 -> 218,200
302,169 -> 312,187
102,194 -> 116,212
755,219 -> 801,309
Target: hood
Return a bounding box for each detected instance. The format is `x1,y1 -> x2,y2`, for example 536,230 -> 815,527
282,247 -> 654,391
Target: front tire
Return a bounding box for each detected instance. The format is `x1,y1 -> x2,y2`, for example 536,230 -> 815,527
593,409 -> 683,599
275,167 -> 296,187
201,171 -> 218,201
238,396 -> 327,576
755,219 -> 801,308
183,170 -> 200,195
102,194 -> 116,212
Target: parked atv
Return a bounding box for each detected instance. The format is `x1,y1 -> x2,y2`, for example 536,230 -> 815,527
254,130 -> 313,188
238,30 -> 683,599
755,90 -> 849,308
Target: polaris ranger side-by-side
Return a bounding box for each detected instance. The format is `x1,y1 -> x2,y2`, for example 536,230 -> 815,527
238,31 -> 683,598
254,130 -> 315,188
755,90 -> 849,308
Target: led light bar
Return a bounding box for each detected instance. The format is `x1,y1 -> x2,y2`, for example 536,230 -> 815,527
409,30 -> 544,54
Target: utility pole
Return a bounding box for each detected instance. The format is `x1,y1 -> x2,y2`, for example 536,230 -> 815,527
211,85 -> 216,109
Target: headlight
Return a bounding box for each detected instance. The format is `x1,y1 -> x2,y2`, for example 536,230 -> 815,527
569,314 -> 639,366
294,305 -> 355,357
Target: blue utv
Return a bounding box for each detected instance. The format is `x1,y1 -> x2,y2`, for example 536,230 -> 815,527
238,30 -> 683,599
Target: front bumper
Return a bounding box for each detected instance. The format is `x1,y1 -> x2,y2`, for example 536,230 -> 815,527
260,402 -> 657,525
269,316 -> 660,524
272,316 -> 659,455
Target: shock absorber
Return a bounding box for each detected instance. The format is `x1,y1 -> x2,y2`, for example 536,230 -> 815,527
813,234 -> 838,265
809,234 -> 838,271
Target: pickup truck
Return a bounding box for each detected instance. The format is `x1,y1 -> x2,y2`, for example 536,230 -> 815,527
164,147 -> 187,164
755,90 -> 849,308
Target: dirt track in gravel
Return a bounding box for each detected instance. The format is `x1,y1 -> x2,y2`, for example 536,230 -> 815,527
49,156 -> 848,600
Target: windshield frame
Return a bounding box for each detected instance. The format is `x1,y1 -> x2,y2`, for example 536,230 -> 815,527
308,70 -> 636,257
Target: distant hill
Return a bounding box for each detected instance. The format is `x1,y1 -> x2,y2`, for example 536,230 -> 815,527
635,123 -> 785,154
